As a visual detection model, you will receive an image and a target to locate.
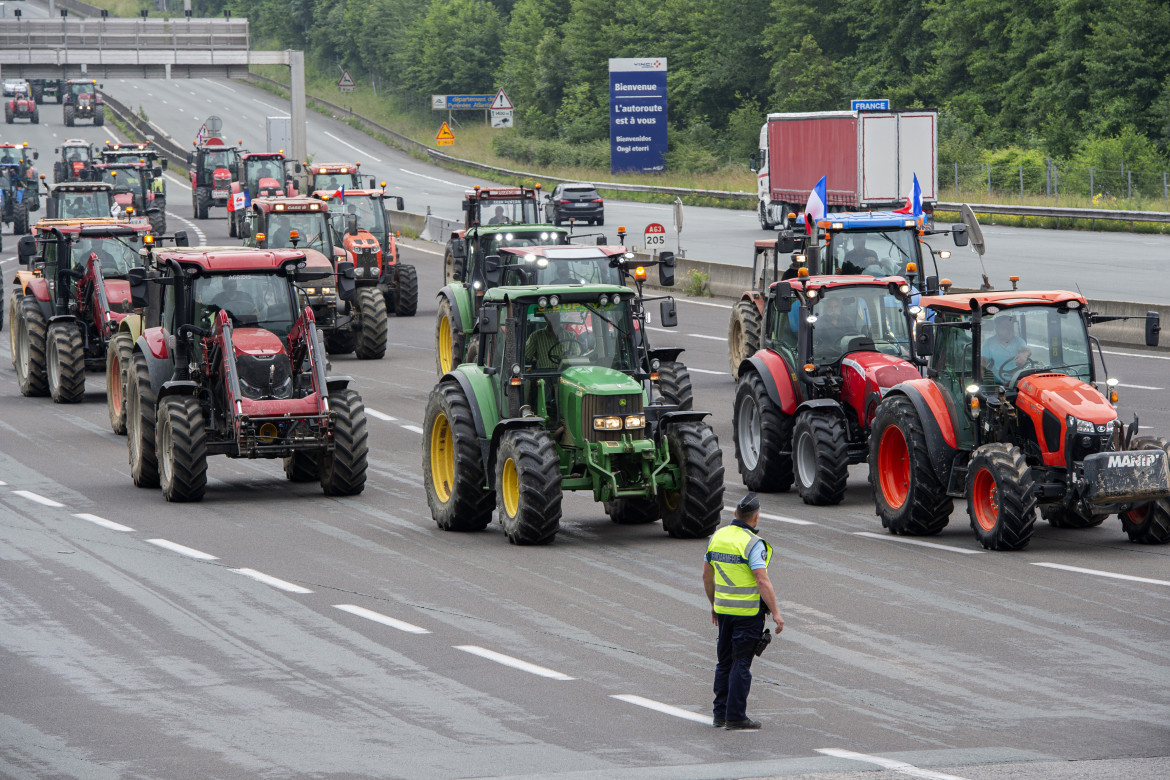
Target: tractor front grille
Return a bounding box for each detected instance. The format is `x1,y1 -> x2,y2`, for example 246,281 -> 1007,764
581,393 -> 644,443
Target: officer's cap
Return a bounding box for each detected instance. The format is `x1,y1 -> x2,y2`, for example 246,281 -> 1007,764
736,492 -> 760,515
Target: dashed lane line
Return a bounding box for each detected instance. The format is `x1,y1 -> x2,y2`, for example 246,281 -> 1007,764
401,424 -> 425,434
366,409 -> 398,421
854,531 -> 984,555
11,490 -> 65,508
1103,349 -> 1170,361
146,538 -> 219,561
688,367 -> 726,376
398,168 -> 463,188
74,513 -> 134,533
687,333 -> 726,341
723,505 -> 815,526
1032,562 -> 1170,587
334,604 -> 430,634
815,748 -> 971,780
323,131 -> 381,163
453,645 -> 575,681
610,694 -> 712,724
231,568 -> 313,594
1119,383 -> 1162,390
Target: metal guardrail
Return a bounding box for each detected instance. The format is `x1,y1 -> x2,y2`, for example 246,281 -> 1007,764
935,201 -> 1170,226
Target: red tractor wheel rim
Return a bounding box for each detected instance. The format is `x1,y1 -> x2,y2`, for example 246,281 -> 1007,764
1124,504 -> 1150,527
878,426 -> 910,510
972,467 -> 999,531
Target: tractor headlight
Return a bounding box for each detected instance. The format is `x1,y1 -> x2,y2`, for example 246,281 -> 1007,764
593,416 -> 623,431
549,295 -> 559,306
624,414 -> 646,429
321,287 -> 335,295
1070,416 -> 1096,434
354,266 -> 366,277
305,287 -> 316,295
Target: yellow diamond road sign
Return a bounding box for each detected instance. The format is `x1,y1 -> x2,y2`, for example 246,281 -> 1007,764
436,121 -> 455,145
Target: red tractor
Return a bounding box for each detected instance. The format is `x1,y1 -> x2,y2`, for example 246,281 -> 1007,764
123,246 -> 368,502
187,137 -> 241,219
288,161 -> 369,196
732,273 -> 924,505
227,152 -> 287,237
61,80 -> 105,127
869,289 -> 1168,549
5,83 -> 39,124
54,140 -> 95,183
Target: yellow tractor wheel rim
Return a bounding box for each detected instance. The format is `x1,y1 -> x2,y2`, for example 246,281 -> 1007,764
501,457 -> 520,518
430,412 -> 454,503
439,314 -> 452,374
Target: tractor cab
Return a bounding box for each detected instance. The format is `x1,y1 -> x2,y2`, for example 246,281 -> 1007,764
99,141 -> 167,169
238,153 -> 287,197
54,140 -> 95,183
45,182 -> 116,220
244,197 -> 336,256
307,162 -> 366,193
494,244 -> 628,288
461,185 -> 543,229
93,163 -> 149,214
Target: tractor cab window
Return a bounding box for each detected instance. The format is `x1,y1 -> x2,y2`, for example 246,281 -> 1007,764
71,83 -> 95,98
312,172 -> 361,191
810,286 -> 911,363
484,230 -> 566,258
264,211 -> 330,254
191,273 -> 297,337
330,196 -> 387,239
831,230 -> 918,277
480,198 -> 538,226
502,253 -> 621,287
64,147 -> 89,163
521,299 -> 637,375
980,306 -> 1091,388
769,298 -> 799,362
99,168 -> 143,190
70,237 -> 136,278
932,313 -> 973,390
246,160 -> 284,191
61,191 -> 114,219
201,150 -> 234,175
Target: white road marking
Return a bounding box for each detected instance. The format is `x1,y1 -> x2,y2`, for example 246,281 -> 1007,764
254,99 -> 284,113
73,513 -> 133,532
453,645 -> 575,680
816,748 -> 971,780
724,505 -> 816,526
334,604 -> 430,634
0,481 -> 6,485
323,131 -> 382,162
610,694 -> 712,724
854,531 -> 984,554
677,297 -> 733,310
401,424 -> 424,434
1103,349 -> 1170,361
102,126 -> 120,142
146,538 -> 218,560
398,168 -> 462,187
1119,383 -> 1162,390
11,490 -> 65,508
0,257 -> 13,266
167,211 -> 207,244
688,333 -> 727,341
366,409 -> 397,421
231,568 -> 313,593
219,83 -> 237,93
688,367 -> 725,376
402,243 -> 443,256
163,172 -> 191,191
1032,562 -> 1170,587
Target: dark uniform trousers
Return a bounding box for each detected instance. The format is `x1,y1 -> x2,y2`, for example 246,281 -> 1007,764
713,609 -> 765,722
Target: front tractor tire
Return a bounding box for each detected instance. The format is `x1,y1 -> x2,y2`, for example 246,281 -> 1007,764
423,381 -> 494,531
47,322 -> 86,404
157,396 -> 208,503
284,451 -> 321,482
605,497 -> 661,525
392,264 -> 419,317
495,427 -> 562,545
354,287 -> 388,360
660,421 -> 725,539
320,389 -> 369,496
434,296 -> 466,376
149,209 -> 166,236
127,350 -> 160,488
727,300 -> 762,379
793,412 -> 849,506
194,188 -> 210,220
868,396 -> 953,536
94,106 -> 105,126
655,360 -> 693,410
14,296 -> 49,397
733,370 -> 793,492
966,443 -> 1037,551
1120,436 -> 1170,544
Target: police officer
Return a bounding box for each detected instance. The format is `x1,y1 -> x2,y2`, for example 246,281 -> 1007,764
703,493 -> 783,730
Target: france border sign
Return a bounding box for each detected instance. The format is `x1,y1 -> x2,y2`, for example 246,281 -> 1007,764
609,58 -> 667,174
851,98 -> 890,111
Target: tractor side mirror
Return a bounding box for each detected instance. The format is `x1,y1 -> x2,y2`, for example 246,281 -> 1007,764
186,152 -> 193,166
916,322 -> 937,357
660,298 -> 678,327
748,152 -> 758,173
479,306 -> 499,334
368,176 -> 376,189
461,200 -> 470,212
294,162 -> 302,173
773,285 -> 794,313
1146,312 -> 1161,347
484,254 -> 502,286
174,230 -> 190,247
127,267 -> 149,308
597,236 -> 607,245
153,167 -> 163,178
658,251 -> 675,287
451,238 -> 467,259
395,196 -> 404,211
336,261 -> 356,301
926,275 -> 940,296
160,158 -> 168,170
951,223 -> 968,247
805,245 -> 822,275
17,236 -> 38,265
347,214 -> 358,236
33,151 -> 39,160
775,230 -> 797,254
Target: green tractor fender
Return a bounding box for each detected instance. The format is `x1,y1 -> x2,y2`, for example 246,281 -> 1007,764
652,409 -> 711,440
438,283 -> 476,337
446,367 -> 553,480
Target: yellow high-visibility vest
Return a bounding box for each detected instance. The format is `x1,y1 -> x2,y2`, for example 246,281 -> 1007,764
706,524 -> 772,616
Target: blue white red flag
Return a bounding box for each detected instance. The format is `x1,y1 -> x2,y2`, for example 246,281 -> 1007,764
893,173 -> 922,216
803,175 -> 827,234
332,185 -> 345,203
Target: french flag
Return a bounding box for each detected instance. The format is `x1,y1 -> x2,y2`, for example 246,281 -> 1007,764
893,173 -> 922,216
803,175 -> 827,235
332,185 -> 345,203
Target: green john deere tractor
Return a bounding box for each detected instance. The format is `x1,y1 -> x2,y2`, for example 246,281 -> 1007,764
423,281 -> 724,545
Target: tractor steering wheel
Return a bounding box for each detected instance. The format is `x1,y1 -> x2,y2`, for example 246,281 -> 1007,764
999,356 -> 1038,384
552,336 -> 584,361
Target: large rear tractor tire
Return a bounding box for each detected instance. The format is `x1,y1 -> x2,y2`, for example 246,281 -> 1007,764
194,188 -> 210,220
443,245 -> 465,284
727,300 -> 762,379
605,497 -> 661,525
966,443 -> 1037,550
434,296 -> 466,376
284,451 -> 321,482
324,328 -> 357,356
733,370 -> 793,492
127,350 -> 160,488
392,264 -> 419,317
14,296 -> 49,397
1041,503 -> 1108,529
47,322 -> 86,404
157,396 -> 208,503
106,333 -> 134,434
354,287 -> 388,360
660,421 -> 724,538
1120,436 -> 1170,544
868,395 -> 953,536
63,104 -> 74,127
793,412 -> 849,506
149,209 -> 166,236
496,427 -> 562,545
13,201 -> 29,235
423,381 -> 494,531
320,388 -> 368,496
94,107 -> 105,127
656,360 -> 693,410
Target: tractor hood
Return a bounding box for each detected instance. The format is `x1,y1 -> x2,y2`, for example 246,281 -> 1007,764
213,168 -> 232,184
840,351 -> 921,426
113,192 -> 133,206
559,365 -> 642,396
232,328 -> 287,357
255,177 -> 282,196
1016,373 -> 1116,425
104,279 -> 132,310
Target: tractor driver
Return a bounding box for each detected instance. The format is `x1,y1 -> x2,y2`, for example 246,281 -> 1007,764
981,316 -> 1031,383
840,234 -> 878,275
814,296 -> 863,355
488,205 -> 508,225
209,277 -> 260,325
525,309 -> 582,371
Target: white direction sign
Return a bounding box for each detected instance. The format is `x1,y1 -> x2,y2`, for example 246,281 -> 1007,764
338,69 -> 356,92
490,109 -> 514,128
490,89 -> 514,110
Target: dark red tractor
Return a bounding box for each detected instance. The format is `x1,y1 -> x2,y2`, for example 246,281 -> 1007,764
5,84 -> 39,124
61,80 -> 105,127
187,137 -> 241,219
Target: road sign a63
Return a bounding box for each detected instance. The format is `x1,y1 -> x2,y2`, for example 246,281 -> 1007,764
644,222 -> 667,247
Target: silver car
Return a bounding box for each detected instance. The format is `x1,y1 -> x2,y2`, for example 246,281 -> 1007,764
2,79 -> 29,97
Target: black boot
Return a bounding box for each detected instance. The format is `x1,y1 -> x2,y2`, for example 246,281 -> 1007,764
724,717 -> 761,730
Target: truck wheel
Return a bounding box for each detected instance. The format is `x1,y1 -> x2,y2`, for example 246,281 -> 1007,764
733,370 -> 793,492
106,333 -> 134,434
354,287 -> 388,360
496,427 -> 562,545
966,443 -> 1037,550
320,388 -> 368,496
13,201 -> 29,234
1041,503 -> 1108,529
793,412 -> 849,506
324,328 -> 357,355
727,300 -> 762,379
758,203 -> 774,231
149,210 -> 166,236
605,497 -> 661,525
94,107 -> 105,127
434,296 -> 465,375
656,360 -> 693,410
63,104 -> 74,127
424,381 -> 494,531
127,350 -> 160,488
194,188 -> 210,220
14,296 -> 49,397
660,421 -> 724,538
392,264 -> 419,317
47,322 -> 86,404
157,396 -> 208,502
284,451 -> 321,482
1120,436 -> 1170,544
869,395 -> 953,535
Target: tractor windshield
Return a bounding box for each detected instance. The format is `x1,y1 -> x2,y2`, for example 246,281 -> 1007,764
99,168 -> 143,191
59,190 -> 114,219
502,251 -> 623,287
831,229 -> 919,277
264,211 -> 331,254
330,196 -> 387,240
810,286 -> 912,363
479,198 -> 539,226
312,172 -> 361,191
521,298 -> 637,374
70,236 -> 138,278
980,306 -> 1091,387
191,273 -> 298,337
70,83 -> 96,98
201,149 -> 234,174
483,230 -> 567,258
246,159 -> 285,192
